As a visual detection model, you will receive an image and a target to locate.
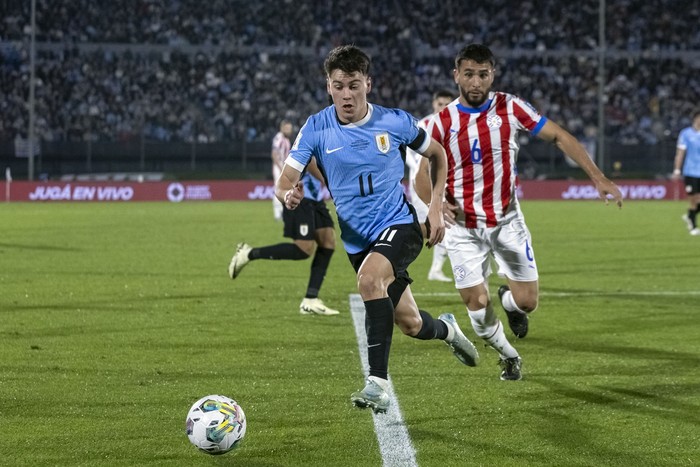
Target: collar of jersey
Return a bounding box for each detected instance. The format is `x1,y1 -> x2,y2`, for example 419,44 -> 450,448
338,103 -> 373,128
456,99 -> 492,114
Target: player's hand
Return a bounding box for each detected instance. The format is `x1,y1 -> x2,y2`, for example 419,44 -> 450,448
443,201 -> 459,226
284,182 -> 304,210
596,178 -> 623,208
671,170 -> 682,181
425,202 -> 445,248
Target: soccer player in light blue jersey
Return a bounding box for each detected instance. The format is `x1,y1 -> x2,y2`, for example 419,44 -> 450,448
229,159 -> 340,316
275,45 -> 479,414
673,109 -> 700,235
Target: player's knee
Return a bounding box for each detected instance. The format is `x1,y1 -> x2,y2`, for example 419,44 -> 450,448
357,273 -> 388,300
319,236 -> 335,250
515,295 -> 538,313
463,292 -> 489,310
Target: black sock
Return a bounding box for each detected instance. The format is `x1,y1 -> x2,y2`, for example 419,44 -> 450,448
364,298 -> 394,380
689,208 -> 698,228
249,243 -> 310,261
413,310 -> 449,340
305,247 -> 334,299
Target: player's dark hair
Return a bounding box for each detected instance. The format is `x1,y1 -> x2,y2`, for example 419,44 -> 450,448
324,45 -> 371,77
455,44 -> 496,68
433,89 -> 456,101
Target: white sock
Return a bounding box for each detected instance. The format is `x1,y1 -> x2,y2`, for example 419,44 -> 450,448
429,243 -> 448,273
368,375 -> 389,391
468,307 -> 519,359
502,290 -> 527,315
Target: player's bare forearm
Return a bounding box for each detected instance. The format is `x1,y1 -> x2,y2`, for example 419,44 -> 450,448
540,120 -> 623,208
672,148 -> 685,180
415,157 -> 432,205
423,139 -> 447,246
425,139 -> 447,202
275,164 -> 303,208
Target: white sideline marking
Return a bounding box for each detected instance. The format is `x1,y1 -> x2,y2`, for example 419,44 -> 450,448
349,294 -> 418,467
413,290 -> 700,297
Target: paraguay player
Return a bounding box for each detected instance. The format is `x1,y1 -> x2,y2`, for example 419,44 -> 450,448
417,44 -> 623,380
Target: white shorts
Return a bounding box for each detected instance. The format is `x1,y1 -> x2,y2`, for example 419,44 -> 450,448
444,215 -> 539,289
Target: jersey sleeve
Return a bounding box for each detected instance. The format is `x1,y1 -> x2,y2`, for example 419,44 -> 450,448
286,117 -> 316,173
511,94 -> 547,136
397,110 -> 431,154
677,128 -> 688,150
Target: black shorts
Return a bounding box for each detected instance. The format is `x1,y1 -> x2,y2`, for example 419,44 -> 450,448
684,176 -> 700,195
347,219 -> 423,306
282,198 -> 334,240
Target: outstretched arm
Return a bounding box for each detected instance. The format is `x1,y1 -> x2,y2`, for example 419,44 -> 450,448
537,120 -> 623,208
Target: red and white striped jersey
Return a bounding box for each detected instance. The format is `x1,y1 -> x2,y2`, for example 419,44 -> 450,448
428,91 -> 546,228
272,131 -> 291,176
405,113 -> 434,188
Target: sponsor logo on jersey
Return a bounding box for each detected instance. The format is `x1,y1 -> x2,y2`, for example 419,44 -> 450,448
375,133 -> 390,153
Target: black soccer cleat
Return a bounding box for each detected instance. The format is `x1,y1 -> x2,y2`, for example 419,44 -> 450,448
498,285 -> 529,338
499,356 -> 523,381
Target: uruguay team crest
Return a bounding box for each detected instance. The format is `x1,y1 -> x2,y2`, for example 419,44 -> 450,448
375,133 -> 390,153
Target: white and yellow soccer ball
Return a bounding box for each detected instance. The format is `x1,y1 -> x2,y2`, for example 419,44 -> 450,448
186,395 -> 246,455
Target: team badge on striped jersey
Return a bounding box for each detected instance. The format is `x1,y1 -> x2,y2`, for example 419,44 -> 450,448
375,132 -> 391,153
487,115 -> 503,129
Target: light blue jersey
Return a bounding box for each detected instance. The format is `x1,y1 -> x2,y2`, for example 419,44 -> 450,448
301,172 -> 324,202
287,103 -> 430,253
677,126 -> 700,177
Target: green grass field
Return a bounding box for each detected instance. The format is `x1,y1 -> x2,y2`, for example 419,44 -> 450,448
1,200 -> 698,466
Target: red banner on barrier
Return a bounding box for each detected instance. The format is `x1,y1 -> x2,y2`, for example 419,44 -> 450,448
0,179 -> 683,202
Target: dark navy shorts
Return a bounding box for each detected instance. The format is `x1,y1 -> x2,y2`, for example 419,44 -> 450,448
282,199 -> 334,240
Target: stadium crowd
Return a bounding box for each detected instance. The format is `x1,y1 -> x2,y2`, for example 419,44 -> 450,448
1,0 -> 699,145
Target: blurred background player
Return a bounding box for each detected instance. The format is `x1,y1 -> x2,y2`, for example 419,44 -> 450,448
229,159 -> 340,316
405,89 -> 456,282
418,43 -> 622,380
672,109 -> 700,236
272,120 -> 293,221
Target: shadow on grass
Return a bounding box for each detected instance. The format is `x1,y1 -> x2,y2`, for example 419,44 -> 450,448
533,377 -> 700,426
532,336 -> 700,365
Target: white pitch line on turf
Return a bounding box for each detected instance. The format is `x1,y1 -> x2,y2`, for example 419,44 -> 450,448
412,290 -> 700,297
349,294 -> 418,467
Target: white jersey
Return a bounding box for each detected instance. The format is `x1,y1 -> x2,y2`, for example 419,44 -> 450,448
272,131 -> 291,179
405,114 -> 433,219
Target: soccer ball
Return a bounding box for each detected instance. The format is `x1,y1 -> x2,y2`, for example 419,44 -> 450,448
185,394 -> 247,455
